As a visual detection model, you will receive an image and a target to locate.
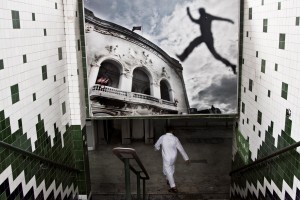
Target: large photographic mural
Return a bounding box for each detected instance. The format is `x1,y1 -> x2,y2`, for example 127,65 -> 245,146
84,0 -> 239,117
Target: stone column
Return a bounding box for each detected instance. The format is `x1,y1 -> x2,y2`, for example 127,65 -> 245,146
97,120 -> 107,144
88,65 -> 100,88
121,119 -> 131,144
120,73 -> 133,92
86,120 -> 94,150
144,119 -> 154,144
131,119 -> 144,139
169,89 -> 174,102
151,83 -> 161,99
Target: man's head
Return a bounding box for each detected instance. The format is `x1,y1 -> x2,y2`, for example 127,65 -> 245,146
166,126 -> 175,133
199,8 -> 206,15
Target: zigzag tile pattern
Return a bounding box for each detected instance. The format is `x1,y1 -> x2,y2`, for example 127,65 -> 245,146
231,116 -> 300,199
0,110 -> 79,199
0,167 -> 77,199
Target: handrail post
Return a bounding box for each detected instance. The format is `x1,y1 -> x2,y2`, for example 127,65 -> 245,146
143,178 -> 146,200
137,172 -> 141,200
113,147 -> 150,200
124,158 -> 131,200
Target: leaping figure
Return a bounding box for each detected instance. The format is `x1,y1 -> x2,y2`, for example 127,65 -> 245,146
176,7 -> 237,74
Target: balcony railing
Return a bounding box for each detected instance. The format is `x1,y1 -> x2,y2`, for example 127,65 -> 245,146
92,84 -> 127,96
90,85 -> 177,110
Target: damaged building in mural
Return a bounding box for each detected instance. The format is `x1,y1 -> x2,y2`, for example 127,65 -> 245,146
85,9 -> 189,117
1,0 -> 300,200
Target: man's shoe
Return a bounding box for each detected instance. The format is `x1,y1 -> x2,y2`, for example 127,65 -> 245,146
168,187 -> 178,193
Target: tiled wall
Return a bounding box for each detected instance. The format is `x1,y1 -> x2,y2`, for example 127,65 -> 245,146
0,0 -> 89,199
231,0 -> 300,199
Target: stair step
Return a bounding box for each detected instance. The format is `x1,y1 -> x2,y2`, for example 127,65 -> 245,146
92,193 -> 230,200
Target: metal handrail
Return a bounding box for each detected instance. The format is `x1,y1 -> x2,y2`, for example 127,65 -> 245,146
113,147 -> 150,200
0,141 -> 80,173
230,141 -> 300,176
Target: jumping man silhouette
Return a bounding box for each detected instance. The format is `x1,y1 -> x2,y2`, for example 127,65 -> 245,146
176,7 -> 237,74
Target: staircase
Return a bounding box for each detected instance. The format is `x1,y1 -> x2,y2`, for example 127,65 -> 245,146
89,128 -> 233,200
92,193 -> 230,200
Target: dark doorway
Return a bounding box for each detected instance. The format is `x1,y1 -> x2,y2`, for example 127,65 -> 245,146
160,80 -> 171,101
97,61 -> 121,88
132,68 -> 151,95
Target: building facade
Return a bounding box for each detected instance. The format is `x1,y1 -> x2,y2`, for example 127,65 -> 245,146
85,9 -> 190,117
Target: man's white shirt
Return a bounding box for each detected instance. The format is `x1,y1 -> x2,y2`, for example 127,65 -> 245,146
154,133 -> 189,165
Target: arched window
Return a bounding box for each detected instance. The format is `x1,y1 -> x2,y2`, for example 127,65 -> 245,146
160,80 -> 171,101
131,68 -> 151,95
96,61 -> 120,88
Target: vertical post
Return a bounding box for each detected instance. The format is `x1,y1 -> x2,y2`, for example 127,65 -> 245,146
137,172 -> 141,200
124,159 -> 131,200
143,179 -> 146,200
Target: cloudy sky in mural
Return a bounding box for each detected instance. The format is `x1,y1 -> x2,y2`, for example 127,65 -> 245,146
84,0 -> 239,113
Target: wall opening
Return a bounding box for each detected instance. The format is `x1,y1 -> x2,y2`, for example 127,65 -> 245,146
96,60 -> 121,88
160,79 -> 172,101
131,67 -> 151,95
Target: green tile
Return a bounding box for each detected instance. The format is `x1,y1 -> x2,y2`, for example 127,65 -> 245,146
281,82 -> 288,100
0,59 -> 3,70
263,19 -> 268,32
18,118 -> 22,128
62,102 -> 66,115
0,192 -> 7,200
257,110 -> 262,124
72,125 -> 81,131
0,110 -> 5,121
42,65 -> 47,80
23,54 -> 27,63
296,17 -> 300,26
248,8 -> 252,20
58,47 -> 62,60
12,94 -> 20,104
261,59 -> 266,73
279,33 -> 285,49
11,10 -> 20,29
77,39 -> 81,51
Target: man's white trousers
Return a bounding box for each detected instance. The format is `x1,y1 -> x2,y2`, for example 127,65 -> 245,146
163,162 -> 176,188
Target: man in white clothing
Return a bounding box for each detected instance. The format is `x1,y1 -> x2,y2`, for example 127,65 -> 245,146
154,127 -> 190,193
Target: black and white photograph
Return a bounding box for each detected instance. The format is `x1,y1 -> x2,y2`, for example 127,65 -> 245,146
84,0 -> 239,117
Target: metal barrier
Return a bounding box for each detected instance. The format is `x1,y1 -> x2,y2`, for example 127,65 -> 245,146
0,141 -> 80,173
113,147 -> 150,200
230,141 -> 300,176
